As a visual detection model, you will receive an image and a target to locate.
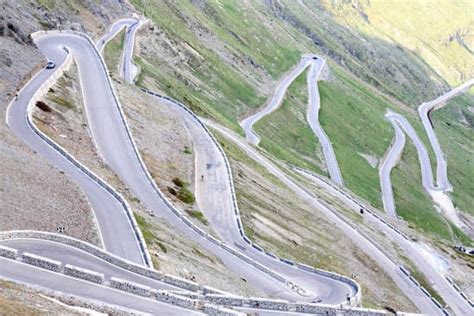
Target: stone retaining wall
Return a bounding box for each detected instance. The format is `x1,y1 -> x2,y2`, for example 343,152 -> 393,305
109,277 -> 151,297
64,264 -> 104,284
154,291 -> 198,310
0,231 -> 206,294
22,252 -> 62,272
0,245 -> 17,259
203,304 -> 245,316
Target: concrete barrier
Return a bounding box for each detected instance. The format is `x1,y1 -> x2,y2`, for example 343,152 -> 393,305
109,277 -> 151,297
0,231 -> 213,294
244,298 -> 289,311
399,265 -> 410,276
64,264 -> 104,284
205,294 -> 244,306
22,252 -> 62,272
153,291 -> 198,310
0,245 -> 18,259
204,304 -> 245,316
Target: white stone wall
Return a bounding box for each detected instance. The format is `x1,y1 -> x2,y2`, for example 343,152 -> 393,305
22,252 -> 62,272
64,264 -> 104,284
0,245 -> 17,259
109,277 -> 151,297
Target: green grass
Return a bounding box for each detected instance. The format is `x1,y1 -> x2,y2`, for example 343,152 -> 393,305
177,187 -> 195,204
171,177 -> 195,204
254,69 -> 326,174
186,210 -> 208,225
391,143 -> 453,240
104,28 -> 125,74
134,212 -> 167,253
128,0 -> 469,243
130,0 -> 308,131
318,0 -> 474,87
432,89 -> 474,217
183,146 -> 192,154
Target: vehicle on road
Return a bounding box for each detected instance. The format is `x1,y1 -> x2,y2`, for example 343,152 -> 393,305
46,61 -> 55,69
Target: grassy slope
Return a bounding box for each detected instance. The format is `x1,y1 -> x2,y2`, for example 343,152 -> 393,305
321,0 -> 474,86
131,0 -> 310,131
104,28 -> 125,75
254,69 -> 326,174
129,0 -> 469,242
432,88 -> 474,217
213,130 -> 416,311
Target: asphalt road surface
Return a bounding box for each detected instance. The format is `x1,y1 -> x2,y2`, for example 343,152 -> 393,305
6,36 -> 146,266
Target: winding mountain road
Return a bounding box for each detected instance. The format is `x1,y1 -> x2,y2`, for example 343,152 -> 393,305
240,55 -> 314,146
380,79 -> 474,231
306,58 -> 344,185
240,55 -> 343,185
6,34 -> 147,267
1,18 -> 365,310
4,15 -> 471,315
204,119 -> 447,315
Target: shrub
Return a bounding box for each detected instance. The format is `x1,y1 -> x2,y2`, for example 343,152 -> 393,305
172,177 -> 186,188
186,209 -> 208,225
177,187 -> 195,204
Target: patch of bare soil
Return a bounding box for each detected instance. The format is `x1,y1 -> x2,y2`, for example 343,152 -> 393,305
0,280 -> 83,316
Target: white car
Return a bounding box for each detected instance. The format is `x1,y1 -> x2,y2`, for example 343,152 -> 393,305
46,61 -> 55,69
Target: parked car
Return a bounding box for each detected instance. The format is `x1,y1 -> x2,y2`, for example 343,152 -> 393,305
46,61 -> 55,69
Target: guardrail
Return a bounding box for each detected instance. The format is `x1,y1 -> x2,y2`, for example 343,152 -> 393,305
293,166 -> 412,243
140,87 -> 362,305
28,30 -> 152,268
445,276 -> 474,310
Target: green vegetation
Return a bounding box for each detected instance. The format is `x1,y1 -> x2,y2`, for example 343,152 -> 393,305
183,146 -> 192,154
134,212 -> 167,253
186,209 -> 208,225
128,0 -> 470,243
172,177 -> 186,188
177,187 -> 195,204
254,69 -> 326,174
130,0 -> 307,131
318,0 -> 474,86
171,177 -> 195,204
432,89 -> 474,217
103,28 -> 125,74
400,254 -> 445,306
